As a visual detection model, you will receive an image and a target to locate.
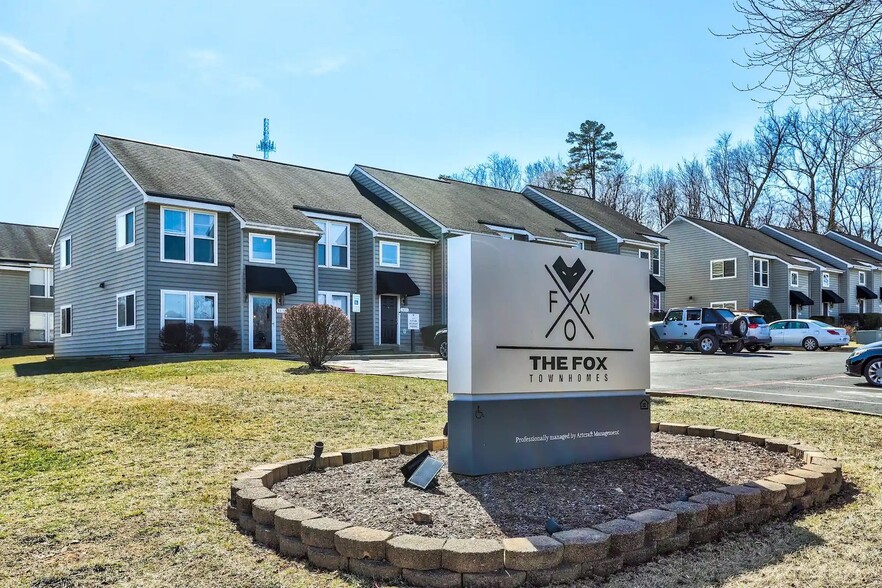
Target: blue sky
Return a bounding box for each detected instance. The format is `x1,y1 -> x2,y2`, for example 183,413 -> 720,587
1,1 -> 769,226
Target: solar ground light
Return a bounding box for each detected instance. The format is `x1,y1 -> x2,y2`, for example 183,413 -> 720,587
400,450 -> 444,490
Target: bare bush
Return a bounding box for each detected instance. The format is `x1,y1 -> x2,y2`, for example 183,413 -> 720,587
281,304 -> 351,368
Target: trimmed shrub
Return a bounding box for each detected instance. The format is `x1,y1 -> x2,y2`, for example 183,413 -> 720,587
208,325 -> 238,352
839,312 -> 882,330
281,303 -> 351,369
753,299 -> 781,322
419,324 -> 446,348
159,323 -> 203,353
650,311 -> 666,322
809,315 -> 838,326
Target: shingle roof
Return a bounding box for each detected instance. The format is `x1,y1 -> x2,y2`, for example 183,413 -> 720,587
527,186 -> 665,243
0,222 -> 56,265
97,136 -> 426,238
355,166 -> 581,240
826,230 -> 882,258
764,225 -> 880,267
683,217 -> 829,267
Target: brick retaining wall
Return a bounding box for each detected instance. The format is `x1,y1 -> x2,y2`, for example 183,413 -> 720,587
228,428 -> 844,587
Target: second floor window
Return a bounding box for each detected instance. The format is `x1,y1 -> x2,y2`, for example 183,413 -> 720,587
250,233 -> 275,263
790,271 -> 799,287
859,271 -> 867,285
379,241 -> 400,267
116,208 -> 135,250
161,207 -> 216,265
29,267 -> 53,297
61,236 -> 72,268
711,258 -> 736,280
315,221 -> 349,268
753,259 -> 769,287
822,272 -> 830,288
639,248 -> 661,276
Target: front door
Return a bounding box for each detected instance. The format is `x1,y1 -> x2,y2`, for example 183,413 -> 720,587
380,295 -> 398,345
250,294 -> 275,352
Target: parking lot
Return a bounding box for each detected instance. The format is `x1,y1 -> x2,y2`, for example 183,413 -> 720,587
334,348 -> 882,416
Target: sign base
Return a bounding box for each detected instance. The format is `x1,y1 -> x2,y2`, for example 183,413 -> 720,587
447,393 -> 650,476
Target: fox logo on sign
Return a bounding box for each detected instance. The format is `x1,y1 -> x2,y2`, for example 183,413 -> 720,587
546,256 -> 593,340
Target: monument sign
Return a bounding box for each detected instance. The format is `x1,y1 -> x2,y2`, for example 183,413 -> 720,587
447,234 -> 650,475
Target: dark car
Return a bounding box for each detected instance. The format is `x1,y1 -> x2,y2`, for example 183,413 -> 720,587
845,341 -> 882,386
434,328 -> 448,360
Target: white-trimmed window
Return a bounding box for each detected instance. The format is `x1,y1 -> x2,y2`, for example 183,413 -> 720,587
318,291 -> 350,318
60,305 -> 72,337
161,207 -> 217,265
822,272 -> 830,288
639,249 -> 661,276
790,271 -> 799,287
160,290 -> 217,340
249,233 -> 275,263
651,292 -> 662,312
752,299 -> 762,308
61,236 -> 72,269
571,241 -> 584,250
379,241 -> 400,267
315,221 -> 349,269
710,301 -> 737,310
29,267 -> 53,297
859,271 -> 867,286
116,208 -> 135,250
116,291 -> 136,330
753,259 -> 769,288
29,312 -> 53,343
710,258 -> 736,280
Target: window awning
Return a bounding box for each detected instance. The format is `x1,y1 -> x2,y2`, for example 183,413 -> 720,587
245,265 -> 297,294
376,271 -> 420,296
857,284 -> 878,299
789,290 -> 814,306
822,289 -> 845,304
649,275 -> 666,292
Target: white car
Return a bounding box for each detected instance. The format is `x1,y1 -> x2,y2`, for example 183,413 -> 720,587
768,319 -> 850,351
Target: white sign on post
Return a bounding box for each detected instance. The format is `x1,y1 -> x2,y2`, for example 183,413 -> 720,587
407,313 -> 420,331
352,294 -> 361,313
447,234 -> 649,396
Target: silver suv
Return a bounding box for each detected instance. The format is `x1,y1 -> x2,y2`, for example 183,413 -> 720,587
734,313 -> 772,352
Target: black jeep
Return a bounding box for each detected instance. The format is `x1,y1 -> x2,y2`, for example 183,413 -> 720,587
650,307 -> 748,354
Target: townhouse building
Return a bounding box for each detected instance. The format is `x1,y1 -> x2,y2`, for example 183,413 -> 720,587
759,226 -> 882,316
52,134 -> 667,357
661,216 -> 836,319
0,222 -> 57,346
520,185 -> 669,312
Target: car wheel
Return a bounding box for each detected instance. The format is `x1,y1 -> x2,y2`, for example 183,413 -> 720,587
660,343 -> 673,353
821,346 -> 832,351
721,340 -> 744,354
696,334 -> 719,354
438,341 -> 448,360
802,337 -> 819,351
864,358 -> 882,386
732,317 -> 749,338
745,344 -> 760,353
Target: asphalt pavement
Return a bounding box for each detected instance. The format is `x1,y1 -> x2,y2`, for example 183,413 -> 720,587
332,348 -> 882,416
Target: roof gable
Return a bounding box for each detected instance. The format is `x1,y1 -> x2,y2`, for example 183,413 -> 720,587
764,225 -> 880,268
0,222 -> 57,265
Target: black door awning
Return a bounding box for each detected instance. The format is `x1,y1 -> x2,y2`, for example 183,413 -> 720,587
376,271 -> 420,296
857,284 -> 878,299
245,265 -> 297,294
822,289 -> 845,304
789,290 -> 814,306
650,275 -> 666,292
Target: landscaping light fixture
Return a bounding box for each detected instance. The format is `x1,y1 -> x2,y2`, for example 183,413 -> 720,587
309,441 -> 324,471
545,518 -> 563,535
401,449 -> 443,490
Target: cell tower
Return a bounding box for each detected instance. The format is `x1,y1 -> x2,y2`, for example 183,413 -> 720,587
256,118 -> 276,160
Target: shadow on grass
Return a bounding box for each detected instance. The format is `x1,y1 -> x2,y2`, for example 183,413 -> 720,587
10,353 -> 267,378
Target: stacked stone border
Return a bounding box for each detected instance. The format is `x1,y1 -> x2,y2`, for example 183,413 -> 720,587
227,427 -> 844,587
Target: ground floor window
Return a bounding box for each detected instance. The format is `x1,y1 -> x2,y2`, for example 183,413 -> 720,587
650,292 -> 661,312
60,305 -> 72,337
710,301 -> 736,310
318,291 -> 350,318
29,312 -> 53,343
161,290 -> 217,340
117,291 -> 136,330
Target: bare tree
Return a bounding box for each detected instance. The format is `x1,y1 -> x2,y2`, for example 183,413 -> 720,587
596,160 -> 646,222
645,166 -> 679,228
525,156 -> 566,188
448,153 -> 523,190
675,158 -> 710,218
776,108 -> 833,231
724,0 -> 882,135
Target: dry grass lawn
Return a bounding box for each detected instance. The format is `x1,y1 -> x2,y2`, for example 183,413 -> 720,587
0,350 -> 880,587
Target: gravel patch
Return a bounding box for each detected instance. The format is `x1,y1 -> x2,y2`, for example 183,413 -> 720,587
273,433 -> 801,539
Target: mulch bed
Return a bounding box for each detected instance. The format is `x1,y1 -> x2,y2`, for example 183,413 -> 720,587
273,432 -> 802,539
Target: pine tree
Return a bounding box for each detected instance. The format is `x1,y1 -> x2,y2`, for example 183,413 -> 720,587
564,120 -> 623,198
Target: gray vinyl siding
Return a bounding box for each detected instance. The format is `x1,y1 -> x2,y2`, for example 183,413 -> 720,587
144,203 -> 232,353
376,239 -> 433,350
661,218 -> 751,310
786,268 -> 813,318
812,270 -> 843,318
54,141 -> 146,357
317,221 -> 359,344
351,168 -> 443,238
255,232 -> 316,353
620,243 -> 665,311
747,259 -> 774,310
355,227 -> 375,348
0,270 -> 29,344
228,219 -> 245,350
